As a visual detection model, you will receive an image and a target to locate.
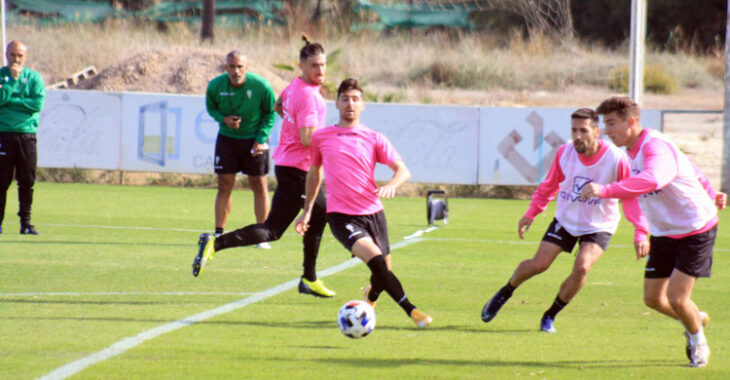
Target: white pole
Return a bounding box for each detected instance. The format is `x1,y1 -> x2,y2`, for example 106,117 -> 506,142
1,0 -> 6,66
628,0 -> 646,106
722,0 -> 730,192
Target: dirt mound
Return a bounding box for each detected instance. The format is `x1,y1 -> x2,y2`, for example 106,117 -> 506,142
74,46 -> 288,95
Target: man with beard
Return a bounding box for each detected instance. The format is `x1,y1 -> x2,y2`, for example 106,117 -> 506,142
294,78 -> 432,328
581,96 -> 726,367
481,108 -> 649,333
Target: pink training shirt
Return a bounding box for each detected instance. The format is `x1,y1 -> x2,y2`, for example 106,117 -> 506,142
600,129 -> 718,238
272,77 -> 326,171
525,139 -> 649,242
310,124 -> 402,215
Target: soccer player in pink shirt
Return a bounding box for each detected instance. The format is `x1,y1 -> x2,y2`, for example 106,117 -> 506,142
192,36 -> 336,299
581,96 -> 726,368
481,108 -> 649,334
294,78 -> 433,328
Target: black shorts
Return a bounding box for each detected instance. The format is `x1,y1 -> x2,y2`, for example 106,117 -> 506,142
542,218 -> 612,253
328,210 -> 390,255
645,225 -> 717,279
214,134 -> 269,175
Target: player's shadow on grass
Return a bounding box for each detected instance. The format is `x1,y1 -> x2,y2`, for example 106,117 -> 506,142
369,323 -> 534,334
316,357 -> 680,369
0,239 -> 190,247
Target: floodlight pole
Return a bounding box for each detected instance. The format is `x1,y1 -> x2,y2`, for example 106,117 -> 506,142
722,0 -> 730,192
628,0 -> 647,106
1,0 -> 6,66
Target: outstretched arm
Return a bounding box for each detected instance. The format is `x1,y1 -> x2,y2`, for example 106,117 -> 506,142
585,139 -> 676,199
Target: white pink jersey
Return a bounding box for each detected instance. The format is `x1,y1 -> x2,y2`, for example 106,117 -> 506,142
600,129 -> 718,237
525,140 -> 648,241
272,77 -> 326,171
310,124 -> 402,215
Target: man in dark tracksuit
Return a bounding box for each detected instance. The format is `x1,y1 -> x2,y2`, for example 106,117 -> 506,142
0,40 -> 45,235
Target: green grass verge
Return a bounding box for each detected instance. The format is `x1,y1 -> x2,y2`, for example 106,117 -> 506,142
1,182 -> 728,379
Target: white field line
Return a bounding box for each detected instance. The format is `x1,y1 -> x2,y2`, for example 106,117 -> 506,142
403,225 -> 440,240
37,238 -> 423,380
36,223 -> 207,233
0,292 -> 253,297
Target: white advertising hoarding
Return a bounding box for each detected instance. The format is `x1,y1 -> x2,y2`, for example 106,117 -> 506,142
354,103 -> 479,184
38,90 -> 122,169
37,90 -> 662,186
120,92 -> 218,174
272,102 -> 479,184
478,108 -> 661,185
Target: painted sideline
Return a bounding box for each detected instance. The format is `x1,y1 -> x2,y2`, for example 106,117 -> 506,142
0,291 -> 253,297
37,238 -> 423,380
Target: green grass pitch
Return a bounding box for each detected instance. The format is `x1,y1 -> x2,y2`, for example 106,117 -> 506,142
1,182 -> 728,379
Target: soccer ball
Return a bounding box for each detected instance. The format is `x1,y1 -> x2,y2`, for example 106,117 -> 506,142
337,300 -> 376,339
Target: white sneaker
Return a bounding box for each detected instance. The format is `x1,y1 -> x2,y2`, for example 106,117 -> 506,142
699,311 -> 710,327
256,242 -> 271,249
685,311 -> 711,360
688,343 -> 710,368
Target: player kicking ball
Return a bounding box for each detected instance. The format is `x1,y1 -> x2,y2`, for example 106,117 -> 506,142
192,36 -> 335,298
481,108 -> 649,333
294,78 -> 432,328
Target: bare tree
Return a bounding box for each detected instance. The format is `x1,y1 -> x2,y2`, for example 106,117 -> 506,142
497,0 -> 573,41
201,0 -> 215,43
421,0 -> 574,42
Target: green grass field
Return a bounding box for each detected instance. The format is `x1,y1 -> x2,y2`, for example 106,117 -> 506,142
1,182 -> 728,379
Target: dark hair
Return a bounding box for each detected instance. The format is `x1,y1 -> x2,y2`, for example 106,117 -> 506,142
596,96 -> 641,121
571,108 -> 599,126
300,34 -> 325,62
337,78 -> 363,99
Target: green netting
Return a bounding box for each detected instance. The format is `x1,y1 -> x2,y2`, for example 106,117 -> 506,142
8,0 -> 114,22
6,0 -> 285,26
144,1 -> 285,25
355,0 -> 477,30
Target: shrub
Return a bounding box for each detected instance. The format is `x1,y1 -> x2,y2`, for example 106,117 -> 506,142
608,64 -> 677,94
706,58 -> 725,79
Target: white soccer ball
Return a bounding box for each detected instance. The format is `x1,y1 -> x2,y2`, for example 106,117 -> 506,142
337,300 -> 376,339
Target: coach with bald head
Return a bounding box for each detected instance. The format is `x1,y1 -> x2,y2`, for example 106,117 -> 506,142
0,40 -> 45,235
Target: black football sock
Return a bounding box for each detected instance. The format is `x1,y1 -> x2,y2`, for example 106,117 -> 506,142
213,238 -> 224,251
499,280 -> 517,299
543,296 -> 568,320
215,227 -> 224,236
367,255 -> 415,316
368,272 -> 384,303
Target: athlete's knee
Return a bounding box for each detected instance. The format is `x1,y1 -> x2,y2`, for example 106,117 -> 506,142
217,175 -> 235,191
571,262 -> 591,279
242,225 -> 278,243
520,259 -> 549,275
251,220 -> 281,241
248,176 -> 267,193
666,293 -> 689,310
532,257 -> 552,273
643,293 -> 663,310
267,227 -> 283,241
16,181 -> 34,190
